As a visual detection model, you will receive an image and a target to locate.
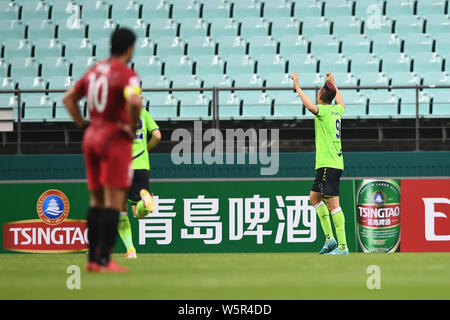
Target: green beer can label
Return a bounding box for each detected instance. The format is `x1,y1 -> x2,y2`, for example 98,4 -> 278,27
356,179 -> 401,253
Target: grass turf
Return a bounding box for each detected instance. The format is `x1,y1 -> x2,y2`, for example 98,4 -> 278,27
0,252 -> 449,300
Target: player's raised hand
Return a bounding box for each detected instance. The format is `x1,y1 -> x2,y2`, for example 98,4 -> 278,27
291,71 -> 299,86
326,70 -> 336,85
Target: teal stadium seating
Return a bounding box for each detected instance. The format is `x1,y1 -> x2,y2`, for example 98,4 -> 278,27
0,0 -> 449,121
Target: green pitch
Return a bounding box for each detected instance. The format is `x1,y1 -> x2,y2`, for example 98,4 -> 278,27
1,253 -> 449,300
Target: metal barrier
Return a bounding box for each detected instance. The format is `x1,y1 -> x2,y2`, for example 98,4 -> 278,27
1,84 -> 450,153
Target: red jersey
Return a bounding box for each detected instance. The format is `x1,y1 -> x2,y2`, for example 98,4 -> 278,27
74,57 -> 140,128
75,58 -> 139,191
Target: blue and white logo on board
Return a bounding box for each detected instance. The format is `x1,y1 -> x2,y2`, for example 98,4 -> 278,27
373,192 -> 385,206
37,189 -> 70,225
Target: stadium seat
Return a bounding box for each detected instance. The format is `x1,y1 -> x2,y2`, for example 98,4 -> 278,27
50,1 -> 78,21
366,91 -> 400,117
34,38 -> 63,58
310,35 -> 340,54
54,100 -> 72,120
402,33 -> 434,54
47,76 -> 75,89
64,38 -> 94,60
225,55 -> 256,76
332,17 -> 363,36
240,18 -> 270,37
22,95 -> 54,122
354,0 -> 382,19
247,36 -> 278,59
363,16 -> 393,36
21,1 -> 50,21
397,91 -> 431,117
425,14 -> 450,35
256,55 -> 287,78
285,53 -> 318,74
148,19 -> 178,39
146,93 -> 178,120
27,19 -> 56,40
81,1 -> 110,20
394,16 -> 425,36
293,0 -> 322,18
133,56 -> 163,76
202,74 -> 233,88
56,18 -> 87,40
241,92 -> 273,118
358,72 -> 389,87
0,59 -> 9,78
323,0 -> 353,17
431,94 -> 450,116
390,72 -> 421,86
87,19 -> 117,39
140,75 -> 171,89
350,54 -> 381,74
278,35 -> 309,56
2,39 -> 33,60
215,36 -> 247,59
232,74 -> 263,88
117,19 -> 148,39
272,91 -> 302,119
186,37 -> 217,58
209,18 -> 239,38
156,37 -> 186,57
434,34 -> 450,56
384,0 -> 415,19
10,57 -> 40,78
133,38 -> 156,58
332,73 -> 358,86
172,0 -> 201,20
41,57 -> 71,77
371,34 -> 402,55
381,53 -> 412,73
232,0 -> 262,19
412,53 -> 444,74
270,17 -> 301,38
163,55 -> 194,76
341,34 -> 371,56
0,77 -> 16,90
292,73 -> 325,87
195,55 -> 225,76
178,93 -> 211,119
170,74 -> 202,89
301,17 -> 331,36
110,1 -> 140,20
69,55 -> 95,81
416,0 -> 447,16
422,71 -> 450,85
179,19 -> 208,38
16,76 -> 46,90
1,1 -> 19,20
340,91 -> 367,117
264,73 -> 293,87
201,1 -> 231,19
0,20 -> 26,40
217,92 -> 242,119
263,0 -> 292,18
317,53 -> 349,73
141,1 -> 170,20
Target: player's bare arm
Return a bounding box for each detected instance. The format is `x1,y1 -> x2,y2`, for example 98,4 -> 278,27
326,70 -> 345,109
147,129 -> 161,152
291,71 -> 319,115
123,90 -> 142,140
63,87 -> 88,128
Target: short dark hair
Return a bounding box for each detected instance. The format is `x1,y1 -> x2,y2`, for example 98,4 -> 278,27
110,28 -> 136,56
320,81 -> 337,104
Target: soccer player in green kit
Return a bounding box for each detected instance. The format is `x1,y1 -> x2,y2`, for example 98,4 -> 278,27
118,108 -> 161,259
292,70 -> 349,255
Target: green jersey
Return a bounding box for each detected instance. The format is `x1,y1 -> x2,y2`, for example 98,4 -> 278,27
132,109 -> 159,170
314,104 -> 344,170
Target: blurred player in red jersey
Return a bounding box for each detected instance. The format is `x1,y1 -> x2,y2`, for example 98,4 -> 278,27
63,28 -> 142,273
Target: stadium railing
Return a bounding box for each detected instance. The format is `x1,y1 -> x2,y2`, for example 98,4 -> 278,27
0,84 -> 449,153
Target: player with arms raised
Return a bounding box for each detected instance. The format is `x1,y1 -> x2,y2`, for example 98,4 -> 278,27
292,70 -> 349,255
63,28 -> 142,271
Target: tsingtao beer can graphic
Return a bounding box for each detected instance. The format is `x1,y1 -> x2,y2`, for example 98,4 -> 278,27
356,179 -> 401,253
